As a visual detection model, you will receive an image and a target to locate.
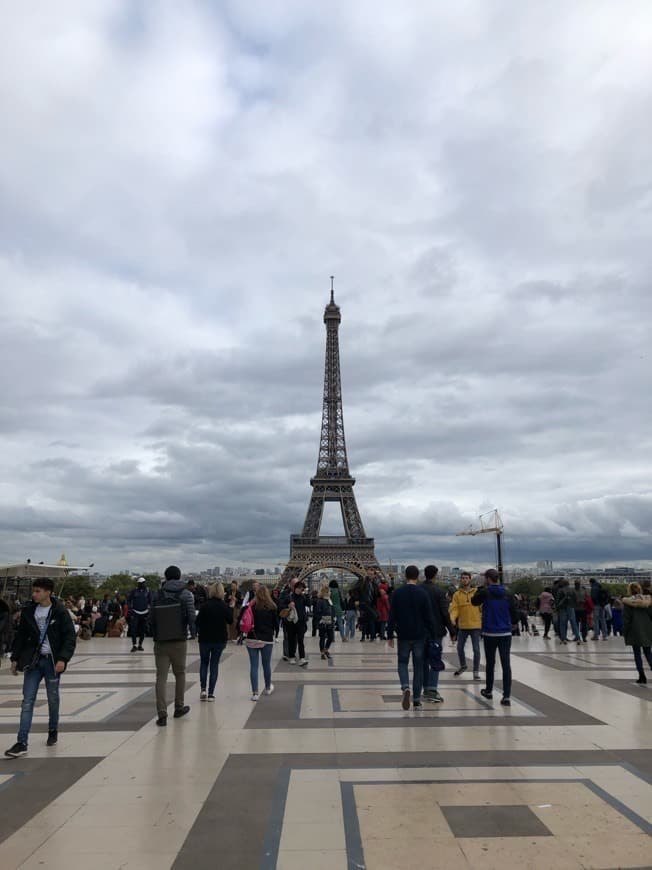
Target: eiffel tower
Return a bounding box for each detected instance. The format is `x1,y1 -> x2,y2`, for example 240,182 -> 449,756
282,280 -> 381,584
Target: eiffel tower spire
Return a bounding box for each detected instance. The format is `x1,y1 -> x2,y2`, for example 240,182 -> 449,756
316,278 -> 349,478
282,281 -> 380,584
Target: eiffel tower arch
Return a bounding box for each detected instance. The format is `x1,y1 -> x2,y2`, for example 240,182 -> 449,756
282,280 -> 381,586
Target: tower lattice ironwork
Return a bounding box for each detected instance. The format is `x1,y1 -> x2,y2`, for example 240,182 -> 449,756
282,280 -> 381,584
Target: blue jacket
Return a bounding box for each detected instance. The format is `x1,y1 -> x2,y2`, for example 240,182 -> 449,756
472,584 -> 518,636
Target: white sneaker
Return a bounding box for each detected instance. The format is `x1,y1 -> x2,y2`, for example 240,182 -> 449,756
200,690 -> 207,701
299,658 -> 309,668
264,684 -> 275,695
289,659 -> 297,665
251,693 -> 259,701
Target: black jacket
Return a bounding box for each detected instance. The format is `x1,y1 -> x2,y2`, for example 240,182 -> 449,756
196,598 -> 233,644
251,606 -> 277,643
291,592 -> 308,626
11,597 -> 76,672
314,598 -> 334,623
422,580 -> 455,639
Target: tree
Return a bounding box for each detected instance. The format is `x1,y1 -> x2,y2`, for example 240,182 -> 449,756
56,574 -> 94,600
508,577 -> 543,601
96,574 -> 134,598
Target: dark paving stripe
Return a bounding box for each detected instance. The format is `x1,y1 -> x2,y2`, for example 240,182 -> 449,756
173,749 -> 652,870
0,678 -> 201,734
441,804 -> 552,837
590,679 -> 652,701
244,679 -> 604,729
0,756 -> 101,843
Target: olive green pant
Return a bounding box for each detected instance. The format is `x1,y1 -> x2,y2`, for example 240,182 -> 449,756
154,640 -> 187,717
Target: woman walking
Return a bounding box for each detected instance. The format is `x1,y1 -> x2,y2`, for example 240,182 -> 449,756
622,583 -> 652,685
315,585 -> 335,659
196,583 -> 233,701
225,581 -> 242,642
286,580 -> 309,667
244,586 -> 277,700
537,588 -> 554,639
611,596 -> 624,637
328,580 -> 344,641
344,591 -> 358,641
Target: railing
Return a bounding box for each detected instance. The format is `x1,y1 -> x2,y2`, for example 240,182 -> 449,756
291,535 -> 374,547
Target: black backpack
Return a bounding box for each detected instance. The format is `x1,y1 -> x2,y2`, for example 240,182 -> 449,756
152,588 -> 185,642
598,587 -> 610,607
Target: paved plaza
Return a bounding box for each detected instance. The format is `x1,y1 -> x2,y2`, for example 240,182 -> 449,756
0,633 -> 651,869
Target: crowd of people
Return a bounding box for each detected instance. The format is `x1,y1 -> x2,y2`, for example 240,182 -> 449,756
1,567 -> 651,758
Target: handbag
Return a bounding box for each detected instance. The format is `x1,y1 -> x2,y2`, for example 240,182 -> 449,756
286,607 -> 298,624
426,638 -> 446,672
279,608 -> 290,619
319,616 -> 333,626
245,637 -> 266,649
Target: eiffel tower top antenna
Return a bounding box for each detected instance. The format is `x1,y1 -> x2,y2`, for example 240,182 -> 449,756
330,275 -> 334,303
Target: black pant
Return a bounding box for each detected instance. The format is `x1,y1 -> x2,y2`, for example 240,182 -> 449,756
319,623 -> 334,651
633,646 -> 652,674
541,613 -> 552,637
483,635 -> 512,698
130,613 -> 147,645
286,622 -> 306,660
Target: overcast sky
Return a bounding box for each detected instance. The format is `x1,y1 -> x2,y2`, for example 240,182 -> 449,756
0,1 -> 650,574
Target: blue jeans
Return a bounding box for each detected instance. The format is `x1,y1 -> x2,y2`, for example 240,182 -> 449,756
345,611 -> 357,639
334,613 -> 344,638
199,642 -> 226,695
397,638 -> 425,701
558,608 -> 580,642
457,628 -> 481,671
18,655 -> 60,745
247,644 -> 273,693
592,605 -> 608,639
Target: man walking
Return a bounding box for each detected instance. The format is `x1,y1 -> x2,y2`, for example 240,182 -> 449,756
387,566 -> 437,711
5,578 -> 76,757
590,578 -> 609,640
556,580 -> 581,645
449,571 -> 482,680
472,569 -> 518,706
127,577 -> 151,652
421,565 -> 456,703
151,566 -> 195,726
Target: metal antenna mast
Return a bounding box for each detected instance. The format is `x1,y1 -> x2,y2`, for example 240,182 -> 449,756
456,509 -> 505,582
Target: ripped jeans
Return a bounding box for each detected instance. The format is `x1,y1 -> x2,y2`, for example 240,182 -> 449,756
18,655 -> 61,745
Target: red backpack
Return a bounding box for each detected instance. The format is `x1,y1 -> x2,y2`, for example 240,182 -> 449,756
240,603 -> 254,635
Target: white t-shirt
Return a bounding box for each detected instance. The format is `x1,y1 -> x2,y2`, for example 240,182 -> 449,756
35,604 -> 52,655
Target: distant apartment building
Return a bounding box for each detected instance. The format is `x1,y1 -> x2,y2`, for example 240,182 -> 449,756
536,560 -> 553,574
539,567 -> 651,586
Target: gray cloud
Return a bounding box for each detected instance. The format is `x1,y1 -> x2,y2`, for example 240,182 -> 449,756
0,1 -> 650,573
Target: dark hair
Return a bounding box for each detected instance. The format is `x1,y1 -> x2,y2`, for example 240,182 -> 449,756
32,578 -> 54,592
484,569 -> 499,583
544,587 -> 552,594
424,565 -> 438,580
186,579 -> 196,587
329,579 -> 339,589
405,565 -> 419,581
164,565 -> 181,581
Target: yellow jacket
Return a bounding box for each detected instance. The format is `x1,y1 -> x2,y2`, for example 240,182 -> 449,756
449,587 -> 482,630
